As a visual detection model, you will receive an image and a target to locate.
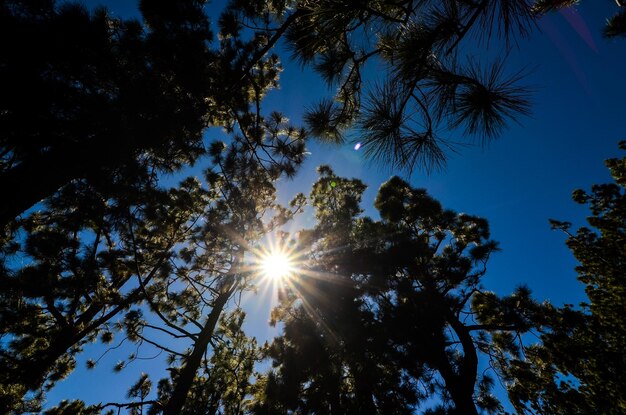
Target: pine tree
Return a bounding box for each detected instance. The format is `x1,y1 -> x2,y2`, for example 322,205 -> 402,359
0,1 -> 306,410
0,172 -> 209,411
497,142 -> 626,414
29,124 -> 303,412
0,0 -> 284,230
1,0 -> 593,411
227,0 -> 535,171
151,309 -> 261,415
252,168 -> 544,414
155,124 -> 304,415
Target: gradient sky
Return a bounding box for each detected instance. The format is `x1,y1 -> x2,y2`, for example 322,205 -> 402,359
44,1 -> 626,411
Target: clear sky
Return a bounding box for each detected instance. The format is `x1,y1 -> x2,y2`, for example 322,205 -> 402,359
45,0 -> 626,411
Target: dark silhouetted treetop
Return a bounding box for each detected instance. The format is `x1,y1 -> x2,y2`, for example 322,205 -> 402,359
605,6 -> 626,37
251,168 -> 547,415
0,0 -> 293,230
0,53 -> 306,411
0,0 -> 202,228
227,0 -> 535,172
495,141 -> 626,415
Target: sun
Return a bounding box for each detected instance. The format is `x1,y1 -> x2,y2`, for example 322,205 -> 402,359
260,252 -> 294,281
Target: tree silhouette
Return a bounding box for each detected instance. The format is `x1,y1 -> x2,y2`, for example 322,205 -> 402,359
227,0 -> 534,172
27,118 -> 304,413
496,142 -> 626,415
0,0 -> 285,230
149,309 -> 261,415
153,132 -> 304,415
0,0 -> 306,410
0,171 -> 206,411
1,0 -> 609,412
0,74 -> 305,415
252,168 -> 544,414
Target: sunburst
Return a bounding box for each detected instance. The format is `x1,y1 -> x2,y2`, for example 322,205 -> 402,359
260,251 -> 294,281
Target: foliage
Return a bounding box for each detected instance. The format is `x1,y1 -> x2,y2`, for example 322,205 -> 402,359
226,0 -> 535,172
43,400 -> 105,415
0,174 -> 207,411
0,0 -> 204,228
0,0 -> 289,229
140,123 -> 304,415
605,8 -> 626,38
0,0 -> 307,412
0,109 -> 304,413
497,142 -> 626,414
3,0 -> 618,413
252,168 -> 545,414
151,309 -> 261,415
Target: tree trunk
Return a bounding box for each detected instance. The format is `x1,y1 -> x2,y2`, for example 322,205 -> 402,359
162,284 -> 234,415
351,358 -> 377,414
446,382 -> 480,415
442,312 -> 480,415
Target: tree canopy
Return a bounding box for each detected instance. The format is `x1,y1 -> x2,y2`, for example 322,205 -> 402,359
495,142 -> 626,415
228,0 -> 535,171
0,0 -> 306,409
0,0 -> 289,230
251,168 -> 547,415
1,0 -> 539,234
1,0 -> 625,414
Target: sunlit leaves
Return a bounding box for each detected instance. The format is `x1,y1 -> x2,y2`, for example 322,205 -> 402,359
127,373 -> 152,401
152,309 -> 261,414
310,165 -> 367,230
42,400 -> 102,415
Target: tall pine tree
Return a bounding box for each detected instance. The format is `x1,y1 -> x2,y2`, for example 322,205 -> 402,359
252,168 -> 544,414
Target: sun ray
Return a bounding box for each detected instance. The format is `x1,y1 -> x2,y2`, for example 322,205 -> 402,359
250,234 -> 302,290
261,252 -> 293,281
248,232 -> 357,342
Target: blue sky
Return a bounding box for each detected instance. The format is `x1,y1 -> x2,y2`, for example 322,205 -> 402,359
46,0 -> 626,411
267,2 -> 626,304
